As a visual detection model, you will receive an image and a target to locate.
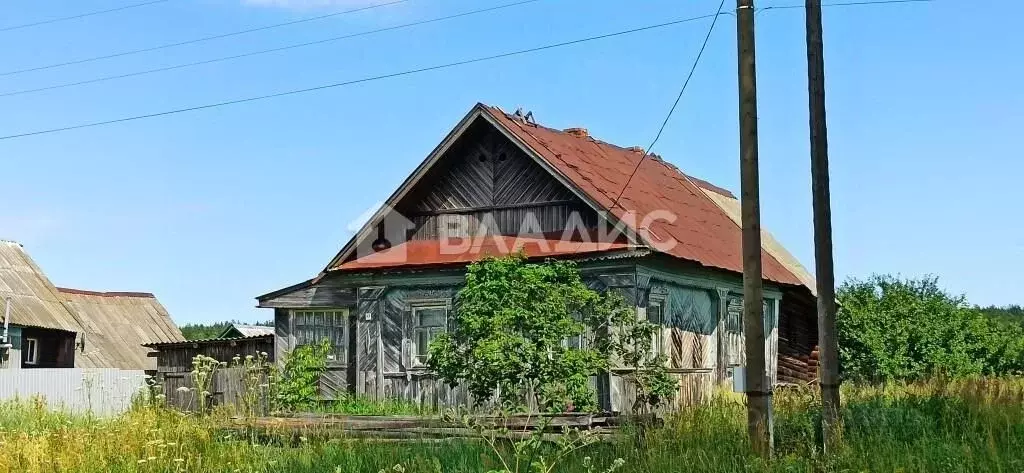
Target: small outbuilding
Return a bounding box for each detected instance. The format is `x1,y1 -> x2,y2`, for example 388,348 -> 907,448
143,334 -> 275,410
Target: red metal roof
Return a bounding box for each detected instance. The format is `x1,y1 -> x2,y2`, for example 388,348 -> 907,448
336,237 -> 632,271
482,105 -> 803,286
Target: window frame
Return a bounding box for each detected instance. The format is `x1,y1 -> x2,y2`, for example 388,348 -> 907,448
24,337 -> 39,365
409,301 -> 449,368
290,308 -> 350,365
647,293 -> 667,359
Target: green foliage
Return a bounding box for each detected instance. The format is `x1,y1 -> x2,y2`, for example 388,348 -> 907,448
607,300 -> 679,414
977,304 -> 1024,326
429,254 -> 611,411
837,275 -> 1024,381
275,339 -> 332,411
428,254 -> 675,413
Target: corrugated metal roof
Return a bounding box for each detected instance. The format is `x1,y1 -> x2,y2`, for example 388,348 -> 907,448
0,240 -> 90,334
482,105 -> 805,287
58,287 -> 185,370
218,324 -> 275,338
336,237 -> 633,271
697,188 -> 817,294
0,240 -> 184,369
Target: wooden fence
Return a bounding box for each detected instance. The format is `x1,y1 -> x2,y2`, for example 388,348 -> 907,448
160,367 -> 269,415
0,368 -> 148,415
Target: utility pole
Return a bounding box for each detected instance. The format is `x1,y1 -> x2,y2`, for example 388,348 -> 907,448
737,0 -> 772,457
805,0 -> 841,451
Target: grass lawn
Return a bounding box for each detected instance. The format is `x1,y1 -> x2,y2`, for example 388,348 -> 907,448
2,378 -> 1023,472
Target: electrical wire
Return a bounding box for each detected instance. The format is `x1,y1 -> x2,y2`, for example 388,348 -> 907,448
761,0 -> 932,11
610,0 -> 726,209
0,0 -> 412,77
0,0 -> 173,33
0,13 -> 723,141
0,0 -> 542,99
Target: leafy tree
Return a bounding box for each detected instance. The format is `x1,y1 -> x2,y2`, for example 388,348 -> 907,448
429,254 -> 675,413
837,275 -> 1024,381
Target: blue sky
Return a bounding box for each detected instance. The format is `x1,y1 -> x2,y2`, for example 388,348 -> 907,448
0,0 -> 1019,324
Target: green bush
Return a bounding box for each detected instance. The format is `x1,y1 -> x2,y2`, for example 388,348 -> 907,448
837,275 -> 1024,381
428,254 -> 675,413
275,338 -> 332,411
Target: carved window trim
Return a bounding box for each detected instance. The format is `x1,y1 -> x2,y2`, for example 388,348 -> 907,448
406,298 -> 451,368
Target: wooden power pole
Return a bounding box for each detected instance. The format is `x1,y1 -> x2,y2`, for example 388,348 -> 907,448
805,0 -> 842,450
737,0 -> 772,456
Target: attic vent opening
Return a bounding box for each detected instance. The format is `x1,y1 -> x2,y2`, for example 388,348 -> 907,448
564,127 -> 589,138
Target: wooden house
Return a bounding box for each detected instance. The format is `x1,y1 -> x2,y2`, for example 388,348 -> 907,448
0,240 -> 183,370
257,104 -> 819,411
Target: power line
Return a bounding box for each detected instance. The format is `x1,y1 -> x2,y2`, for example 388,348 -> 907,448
0,13 -> 724,141
0,0 -> 173,33
0,0 -> 412,77
761,0 -> 931,10
0,0 -> 542,99
611,0 -> 726,209
609,0 -> 932,208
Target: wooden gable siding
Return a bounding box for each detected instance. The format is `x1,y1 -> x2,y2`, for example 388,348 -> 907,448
409,203 -> 597,240
397,120 -> 595,241
406,121 -> 577,211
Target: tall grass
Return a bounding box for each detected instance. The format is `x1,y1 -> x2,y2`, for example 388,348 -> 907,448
2,378 -> 1022,472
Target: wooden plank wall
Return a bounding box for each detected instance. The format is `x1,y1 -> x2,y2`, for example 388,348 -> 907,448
153,337 -> 274,374
161,367 -> 268,414
403,121 -> 578,213
397,119 -> 600,242
153,337 -> 274,411
777,287 -> 818,384
409,204 -> 597,240
265,273 -> 796,413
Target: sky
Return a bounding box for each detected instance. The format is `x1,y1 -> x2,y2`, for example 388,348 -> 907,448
0,0 -> 1020,325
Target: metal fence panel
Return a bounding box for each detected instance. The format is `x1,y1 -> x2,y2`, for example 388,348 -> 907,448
0,368 -> 147,415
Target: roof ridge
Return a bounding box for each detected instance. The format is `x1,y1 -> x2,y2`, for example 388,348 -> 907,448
56,287 -> 156,298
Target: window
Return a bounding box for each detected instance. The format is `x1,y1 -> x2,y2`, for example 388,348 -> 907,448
24,338 -> 38,365
412,306 -> 447,366
564,314 -> 588,350
292,309 -> 349,363
648,298 -> 666,358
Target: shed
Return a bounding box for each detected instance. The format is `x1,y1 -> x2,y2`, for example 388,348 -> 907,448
143,334 -> 275,411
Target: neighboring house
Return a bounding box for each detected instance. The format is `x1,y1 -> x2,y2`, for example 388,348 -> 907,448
0,240 -> 184,370
217,323 -> 274,339
257,104 -> 819,411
